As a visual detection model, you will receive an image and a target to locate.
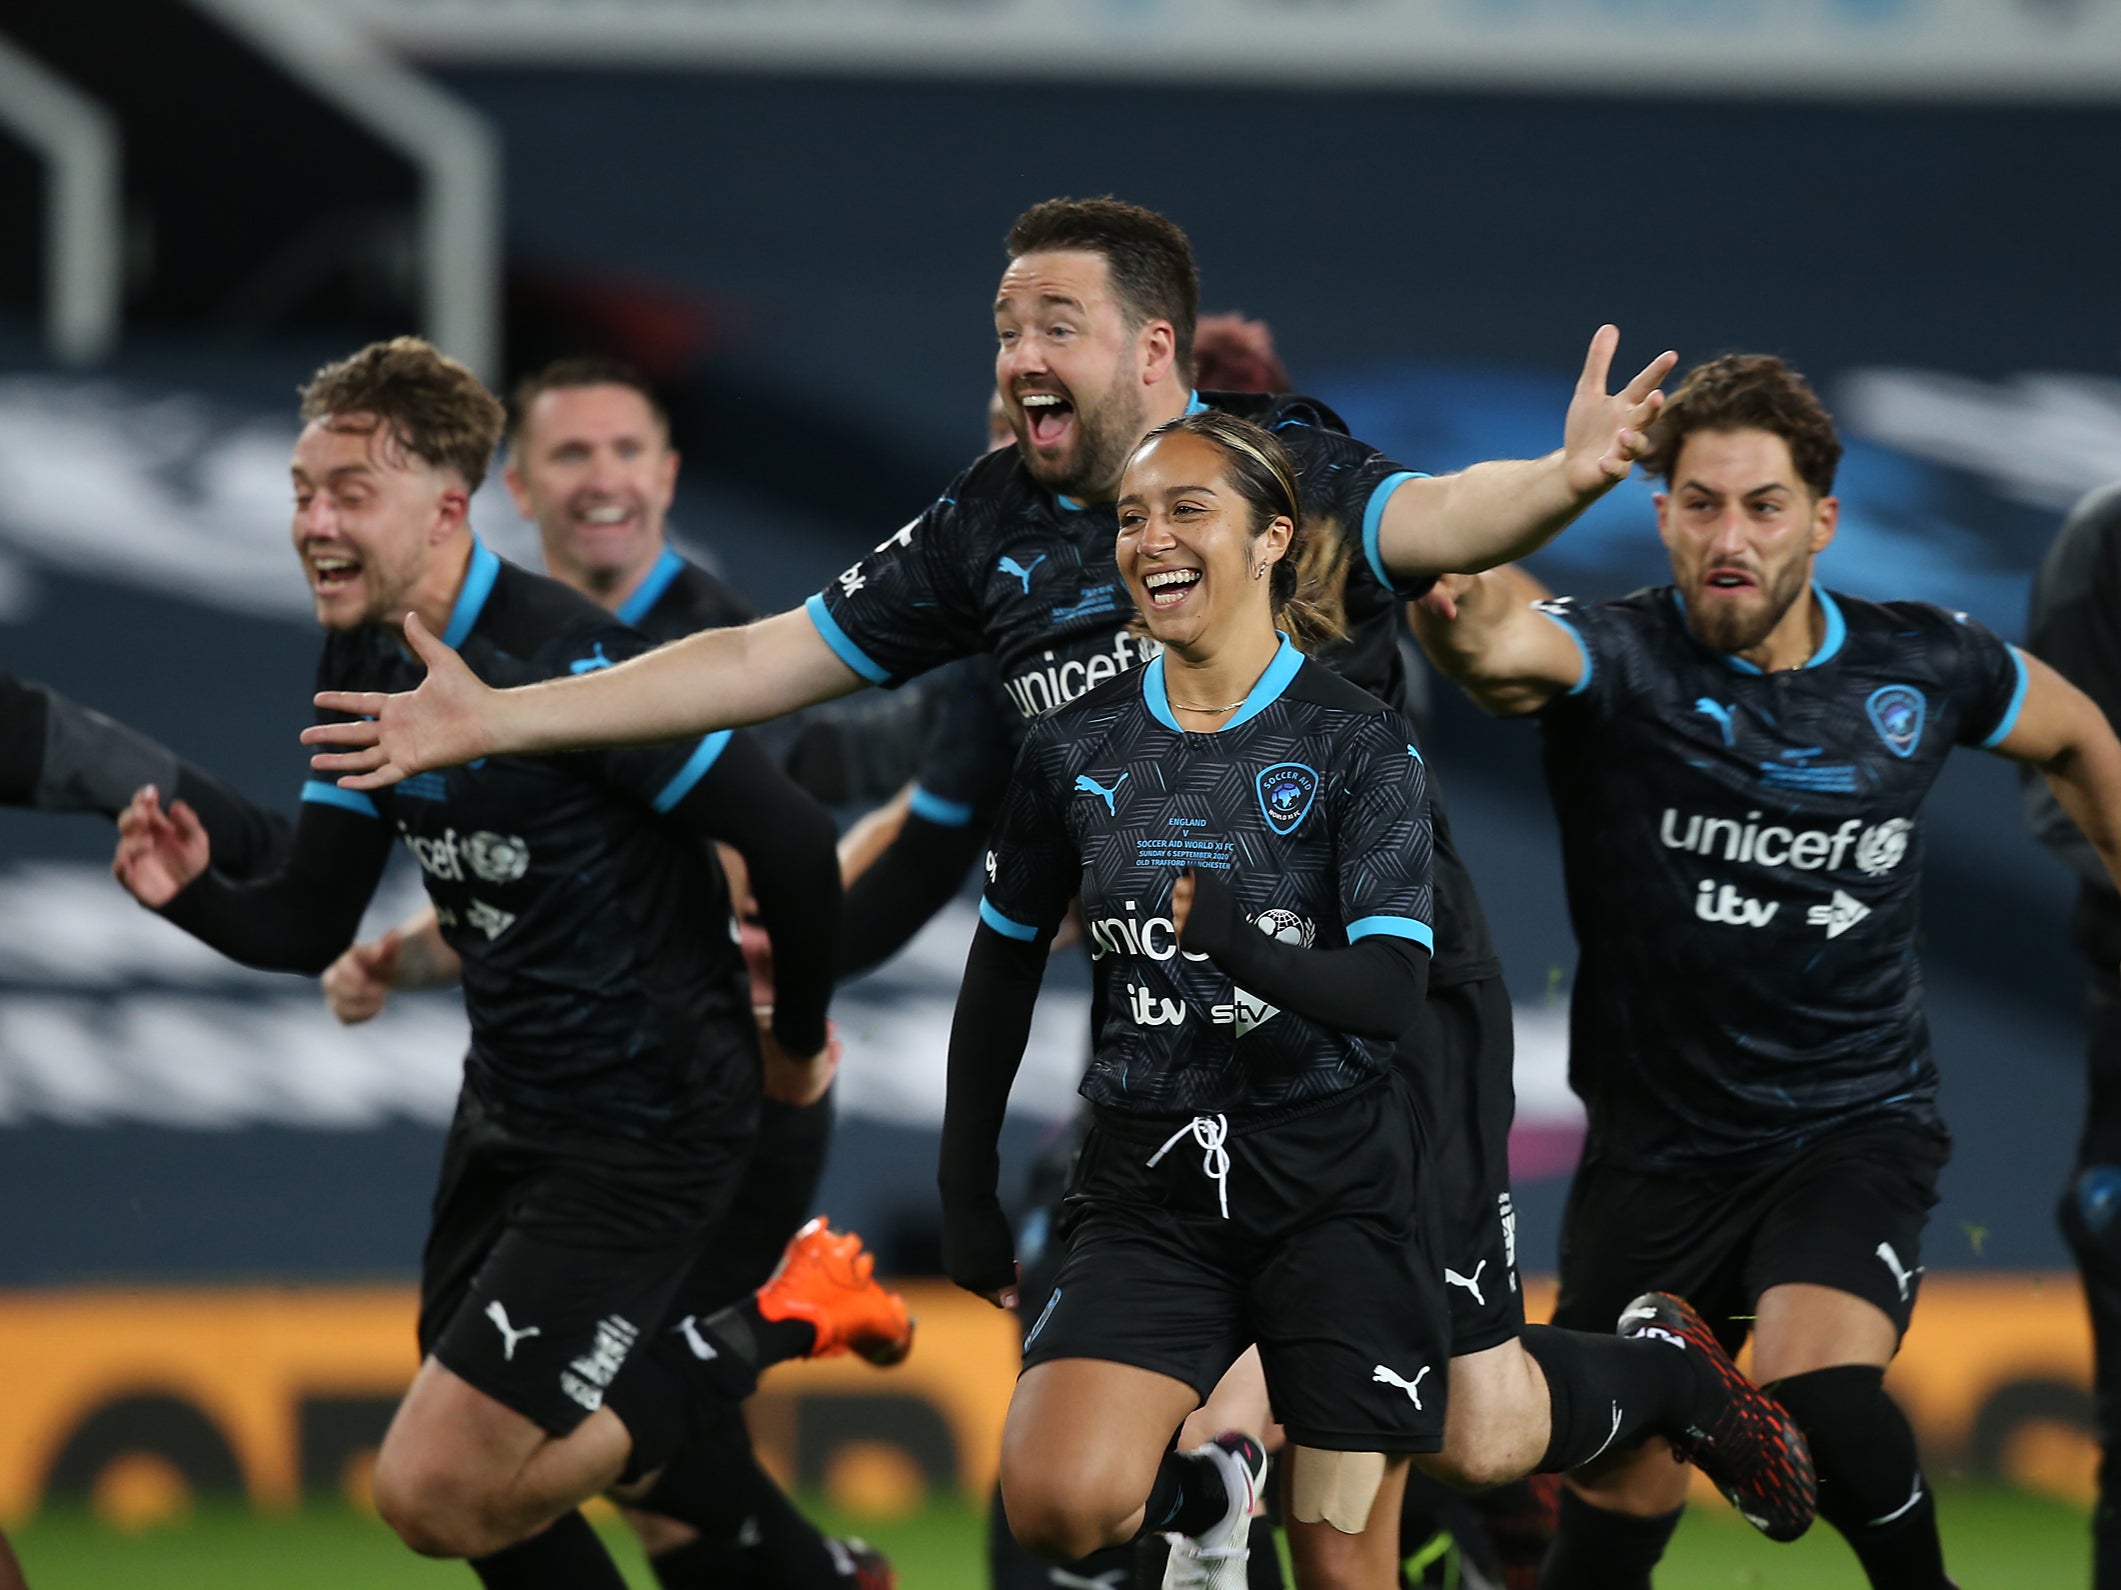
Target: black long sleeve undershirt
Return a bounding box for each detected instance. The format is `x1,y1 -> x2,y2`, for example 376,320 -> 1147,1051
1179,872 -> 1430,1039
1,675 -> 293,878
939,919 -> 1051,1294
670,732 -> 842,1059
159,799 -> 393,974
836,812 -> 987,980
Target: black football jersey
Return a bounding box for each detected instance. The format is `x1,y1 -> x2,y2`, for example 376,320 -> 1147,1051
305,542 -> 759,1134
805,390 -> 1499,987
982,639 -> 1434,1116
615,545 -> 757,642
1536,584 -> 2028,1171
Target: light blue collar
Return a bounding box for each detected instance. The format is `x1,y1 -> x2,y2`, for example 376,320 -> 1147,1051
615,547 -> 685,628
1673,581 -> 1845,674
1143,633 -> 1303,734
441,539 -> 501,649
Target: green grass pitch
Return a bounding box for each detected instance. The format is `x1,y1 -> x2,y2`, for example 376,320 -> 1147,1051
8,1487 -> 2090,1587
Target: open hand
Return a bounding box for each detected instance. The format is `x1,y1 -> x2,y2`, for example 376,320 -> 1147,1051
323,930 -> 402,1025
302,612 -> 493,790
1561,326 -> 1677,500
112,787 -> 210,907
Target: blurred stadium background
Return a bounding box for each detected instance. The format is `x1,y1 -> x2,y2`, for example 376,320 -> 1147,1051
1,0 -> 2118,1582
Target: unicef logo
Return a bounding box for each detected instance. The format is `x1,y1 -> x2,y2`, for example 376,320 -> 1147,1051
463,832 -> 531,885
1854,818 -> 1913,878
1252,908 -> 1316,948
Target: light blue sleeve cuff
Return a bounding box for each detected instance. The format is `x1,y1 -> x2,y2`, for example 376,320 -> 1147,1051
979,897 -> 1039,941
1359,471 -> 1431,597
909,784 -> 977,828
1979,646 -> 2032,749
652,732 -> 733,813
1538,610 -> 1594,697
804,593 -> 892,685
1347,915 -> 1435,953
301,779 -> 379,819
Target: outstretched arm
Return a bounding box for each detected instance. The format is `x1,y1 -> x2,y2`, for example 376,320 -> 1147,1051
1373,326 -> 1674,579
1407,572 -> 1588,716
1990,653 -> 2121,897
115,786 -> 392,974
305,606 -> 866,790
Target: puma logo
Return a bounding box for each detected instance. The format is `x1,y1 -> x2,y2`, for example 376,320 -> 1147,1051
1073,772 -> 1127,815
485,1300 -> 541,1362
1444,1261 -> 1487,1307
999,554 -> 1048,594
1694,697 -> 1735,746
1876,1241 -> 1924,1302
1372,1363 -> 1432,1409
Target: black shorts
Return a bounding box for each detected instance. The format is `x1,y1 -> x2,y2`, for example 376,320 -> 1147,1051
1020,1076 -> 1450,1453
420,1086 -> 751,1438
1405,975 -> 1524,1355
1551,1119 -> 1949,1355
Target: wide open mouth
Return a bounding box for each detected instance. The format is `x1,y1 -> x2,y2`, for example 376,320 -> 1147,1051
1018,388 -> 1075,449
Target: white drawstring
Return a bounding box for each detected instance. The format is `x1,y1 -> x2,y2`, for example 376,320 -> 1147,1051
1147,1113 -> 1231,1219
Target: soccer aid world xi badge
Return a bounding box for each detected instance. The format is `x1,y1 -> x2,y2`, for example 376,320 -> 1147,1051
1256,763 -> 1319,836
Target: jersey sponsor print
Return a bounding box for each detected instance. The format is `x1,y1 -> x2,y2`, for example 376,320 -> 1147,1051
1536,585 -> 2029,1170
981,641 -> 1433,1116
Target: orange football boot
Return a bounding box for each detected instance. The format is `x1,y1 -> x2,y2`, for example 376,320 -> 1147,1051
757,1216 -> 914,1366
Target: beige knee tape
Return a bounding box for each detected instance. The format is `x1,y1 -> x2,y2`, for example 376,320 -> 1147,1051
1288,1446 -> 1387,1535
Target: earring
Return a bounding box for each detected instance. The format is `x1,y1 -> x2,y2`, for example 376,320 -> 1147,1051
1254,565 -> 1267,580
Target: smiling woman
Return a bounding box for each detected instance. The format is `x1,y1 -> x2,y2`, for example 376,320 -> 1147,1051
938,407 -> 1453,1582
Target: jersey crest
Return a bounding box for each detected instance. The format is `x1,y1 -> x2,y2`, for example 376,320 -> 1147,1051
1864,685 -> 1927,758
1256,763 -> 1319,836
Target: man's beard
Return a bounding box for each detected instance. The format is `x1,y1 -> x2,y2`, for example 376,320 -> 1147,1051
1688,559 -> 1809,655
1020,387 -> 1147,502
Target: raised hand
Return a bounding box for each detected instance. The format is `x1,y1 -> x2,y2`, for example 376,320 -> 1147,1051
323,929 -> 402,1025
112,786 -> 210,907
302,612 -> 494,790
1561,325 -> 1677,499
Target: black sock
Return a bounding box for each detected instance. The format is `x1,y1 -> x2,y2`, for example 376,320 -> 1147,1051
604,1346 -> 692,1485
1775,1366 -> 1947,1589
1535,1487 -> 1683,1590
470,1510 -> 630,1590
646,1463 -> 848,1590
1521,1325 -> 1697,1471
651,1536 -> 762,1590
1139,1441 -> 1249,1540
674,1297 -> 816,1400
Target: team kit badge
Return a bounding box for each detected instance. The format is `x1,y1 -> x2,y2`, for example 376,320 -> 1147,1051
1255,763 -> 1319,835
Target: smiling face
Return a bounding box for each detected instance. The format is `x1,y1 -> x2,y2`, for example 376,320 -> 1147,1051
1116,429 -> 1289,654
505,383 -> 678,597
290,416 -> 468,631
1656,427 -> 1837,656
994,249 -> 1171,502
